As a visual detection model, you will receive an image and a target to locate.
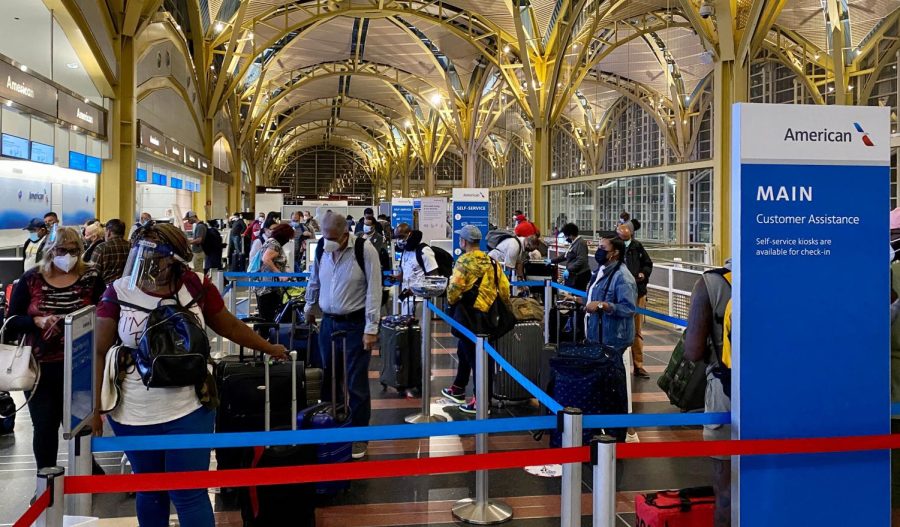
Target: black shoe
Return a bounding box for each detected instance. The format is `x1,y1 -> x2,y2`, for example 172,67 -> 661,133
634,367 -> 650,379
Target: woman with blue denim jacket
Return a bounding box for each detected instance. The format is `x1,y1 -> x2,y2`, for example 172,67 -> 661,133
583,236 -> 638,350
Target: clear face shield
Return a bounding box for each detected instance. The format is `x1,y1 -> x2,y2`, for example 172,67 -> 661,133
122,240 -> 186,290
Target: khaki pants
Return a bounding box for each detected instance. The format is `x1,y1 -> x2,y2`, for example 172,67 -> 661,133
632,295 -> 647,369
191,252 -> 205,272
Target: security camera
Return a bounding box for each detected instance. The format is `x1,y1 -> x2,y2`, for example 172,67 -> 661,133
699,0 -> 714,18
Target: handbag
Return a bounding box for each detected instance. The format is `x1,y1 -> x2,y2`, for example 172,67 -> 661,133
0,316 -> 39,392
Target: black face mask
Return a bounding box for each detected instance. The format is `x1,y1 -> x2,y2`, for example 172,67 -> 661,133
595,248 -> 609,266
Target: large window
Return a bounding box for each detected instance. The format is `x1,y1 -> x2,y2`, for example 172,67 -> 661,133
506,188 -> 532,226
506,140 -> 531,185
489,190 -> 503,227
594,174 -> 677,243
551,126 -> 585,179
749,60 -> 817,104
603,99 -> 674,172
689,169 -> 713,243
549,182 -> 594,234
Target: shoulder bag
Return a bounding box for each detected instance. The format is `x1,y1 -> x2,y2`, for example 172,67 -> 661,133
0,316 -> 39,392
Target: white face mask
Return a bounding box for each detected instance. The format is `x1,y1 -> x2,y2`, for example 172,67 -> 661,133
363,225 -> 373,233
53,254 -> 77,273
322,239 -> 342,253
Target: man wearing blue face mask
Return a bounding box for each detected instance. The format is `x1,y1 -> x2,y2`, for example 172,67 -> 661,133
305,212 -> 382,460
22,218 -> 49,271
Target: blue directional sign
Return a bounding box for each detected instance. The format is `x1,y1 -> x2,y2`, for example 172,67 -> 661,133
732,103 -> 891,525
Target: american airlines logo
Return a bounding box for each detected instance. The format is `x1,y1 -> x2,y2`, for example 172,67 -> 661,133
783,122 -> 874,147
6,76 -> 33,98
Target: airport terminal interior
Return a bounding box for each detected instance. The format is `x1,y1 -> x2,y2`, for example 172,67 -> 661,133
0,0 -> 898,525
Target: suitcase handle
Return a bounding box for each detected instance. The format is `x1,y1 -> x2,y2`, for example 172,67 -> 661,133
330,330 -> 350,420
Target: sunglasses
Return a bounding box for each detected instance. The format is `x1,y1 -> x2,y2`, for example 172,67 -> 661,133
52,246 -> 80,256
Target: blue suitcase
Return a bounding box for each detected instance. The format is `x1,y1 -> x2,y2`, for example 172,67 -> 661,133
297,330 -> 352,499
549,344 -> 628,446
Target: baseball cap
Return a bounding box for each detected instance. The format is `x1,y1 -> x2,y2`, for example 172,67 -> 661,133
23,218 -> 46,231
455,224 -> 482,242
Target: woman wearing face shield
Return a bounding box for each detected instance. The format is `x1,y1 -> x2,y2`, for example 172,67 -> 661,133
94,223 -> 287,527
6,227 -> 106,471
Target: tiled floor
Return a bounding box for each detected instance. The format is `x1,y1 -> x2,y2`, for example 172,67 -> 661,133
0,314 -> 711,527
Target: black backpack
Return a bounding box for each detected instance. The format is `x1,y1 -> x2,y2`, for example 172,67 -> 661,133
113,296 -> 211,388
316,237 -> 389,306
201,224 -> 223,254
415,244 -> 453,278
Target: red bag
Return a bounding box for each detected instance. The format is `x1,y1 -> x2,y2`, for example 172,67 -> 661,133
635,486 -> 715,527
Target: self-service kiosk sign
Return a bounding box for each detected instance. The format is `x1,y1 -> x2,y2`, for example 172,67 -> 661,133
732,104 -> 890,525
452,188 -> 489,255
391,198 -> 414,229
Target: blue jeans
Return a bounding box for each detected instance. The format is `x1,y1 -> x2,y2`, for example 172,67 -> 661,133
108,407 -> 216,527
318,316 -> 371,427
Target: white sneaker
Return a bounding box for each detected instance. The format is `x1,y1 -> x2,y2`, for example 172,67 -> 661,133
625,432 -> 640,443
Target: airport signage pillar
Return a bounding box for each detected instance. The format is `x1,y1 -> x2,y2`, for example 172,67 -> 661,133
732,103 -> 890,525
391,198 -> 414,229
452,188 -> 490,256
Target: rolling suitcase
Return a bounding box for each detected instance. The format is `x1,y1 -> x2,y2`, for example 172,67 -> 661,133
240,352 -> 317,527
297,330 -> 353,499
491,321 -> 547,401
549,343 -> 627,446
379,314 -> 422,393
634,487 -> 715,527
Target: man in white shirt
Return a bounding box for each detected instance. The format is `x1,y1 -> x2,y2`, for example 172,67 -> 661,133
393,223 -> 439,316
488,235 -> 525,280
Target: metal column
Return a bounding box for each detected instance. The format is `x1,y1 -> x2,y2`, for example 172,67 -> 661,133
406,302 -> 447,423
452,336 -> 513,524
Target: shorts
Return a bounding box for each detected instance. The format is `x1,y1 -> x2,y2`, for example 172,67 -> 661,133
703,367 -> 731,459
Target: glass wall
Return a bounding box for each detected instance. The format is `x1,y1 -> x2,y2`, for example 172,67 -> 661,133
506,141 -> 531,185
505,188 -> 532,226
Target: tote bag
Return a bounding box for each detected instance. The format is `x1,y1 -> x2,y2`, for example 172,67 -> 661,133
0,316 -> 39,392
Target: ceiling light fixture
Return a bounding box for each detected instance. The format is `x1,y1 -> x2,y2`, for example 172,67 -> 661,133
247,31 -> 254,40
19,65 -> 27,72
404,120 -> 412,128
430,93 -> 442,106
215,22 -> 224,33
503,45 -> 511,54
66,63 -> 79,69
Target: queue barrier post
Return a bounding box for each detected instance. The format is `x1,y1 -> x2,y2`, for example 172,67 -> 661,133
227,279 -> 238,357
66,428 -> 92,517
35,466 -> 64,527
560,408 -> 583,527
590,436 -> 617,527
543,278 -> 552,345
405,302 -> 447,424
452,336 -> 513,525
209,270 -> 225,355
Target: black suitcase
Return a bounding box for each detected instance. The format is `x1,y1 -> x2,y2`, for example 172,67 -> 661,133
240,354 -> 317,526
379,316 -> 422,393
491,321 -> 548,401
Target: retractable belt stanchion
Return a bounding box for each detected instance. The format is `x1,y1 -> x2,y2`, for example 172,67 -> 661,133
36,467 -> 64,527
452,336 -> 513,525
590,436 -> 617,527
209,270 -> 225,355
66,429 -> 92,516
227,279 -> 238,356
543,278 -> 552,344
560,408 -> 583,527
405,301 -> 447,424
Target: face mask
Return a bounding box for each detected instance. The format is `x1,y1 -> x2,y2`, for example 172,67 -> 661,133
363,225 -> 373,233
624,239 -> 632,248
395,240 -> 406,251
595,248 -> 609,266
29,232 -> 40,242
290,221 -> 299,228
53,254 -> 77,273
322,239 -> 342,253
